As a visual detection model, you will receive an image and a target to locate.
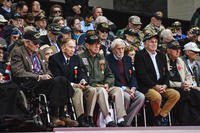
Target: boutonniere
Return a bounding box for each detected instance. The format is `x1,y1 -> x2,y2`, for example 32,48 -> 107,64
177,65 -> 182,71
99,59 -> 105,74
129,69 -> 132,75
74,66 -> 78,78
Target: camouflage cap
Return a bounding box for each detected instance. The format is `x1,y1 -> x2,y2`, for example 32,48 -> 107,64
85,30 -> 99,44
128,15 -> 142,25
153,11 -> 163,20
35,11 -> 47,21
48,23 -> 61,35
190,27 -> 200,35
96,22 -> 110,32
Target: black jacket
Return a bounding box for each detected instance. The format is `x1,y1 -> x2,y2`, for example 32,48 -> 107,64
134,49 -> 169,93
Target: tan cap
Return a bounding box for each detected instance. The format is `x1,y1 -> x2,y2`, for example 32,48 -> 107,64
128,15 -> 142,25
153,11 -> 163,20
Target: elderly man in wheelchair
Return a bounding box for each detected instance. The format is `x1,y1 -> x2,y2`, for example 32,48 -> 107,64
10,30 -> 78,127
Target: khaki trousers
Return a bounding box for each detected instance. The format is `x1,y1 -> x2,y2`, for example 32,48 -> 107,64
145,88 -> 180,117
72,86 -> 97,118
96,86 -> 127,119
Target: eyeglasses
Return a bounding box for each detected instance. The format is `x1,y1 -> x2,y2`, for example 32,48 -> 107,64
53,10 -> 62,14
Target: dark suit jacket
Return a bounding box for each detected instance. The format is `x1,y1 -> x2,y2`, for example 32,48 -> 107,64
48,52 -> 87,83
134,49 -> 169,93
106,53 -> 139,89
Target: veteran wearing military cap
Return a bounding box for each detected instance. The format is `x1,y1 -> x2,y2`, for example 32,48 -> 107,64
10,30 -> 76,127
171,21 -> 186,40
134,32 -> 180,126
79,30 -> 127,127
144,11 -> 165,35
35,11 -> 48,36
178,26 -> 200,54
39,23 -> 61,53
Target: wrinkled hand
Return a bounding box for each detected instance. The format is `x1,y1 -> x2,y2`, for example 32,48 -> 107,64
38,74 -> 52,80
154,85 -> 166,93
181,82 -> 191,91
73,83 -> 86,90
125,87 -> 136,98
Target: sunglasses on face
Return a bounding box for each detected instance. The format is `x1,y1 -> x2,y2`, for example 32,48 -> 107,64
53,10 -> 62,14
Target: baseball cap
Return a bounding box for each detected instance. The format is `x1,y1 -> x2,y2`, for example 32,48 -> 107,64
12,13 -> 23,19
143,32 -> 158,42
167,40 -> 181,49
190,27 -> 200,35
48,23 -> 61,35
35,11 -> 47,21
96,22 -> 110,32
172,21 -> 181,27
85,30 -> 99,44
0,14 -> 8,23
0,37 -> 7,51
23,31 -> 42,44
60,26 -> 71,34
128,15 -> 142,25
183,42 -> 200,52
153,11 -> 163,20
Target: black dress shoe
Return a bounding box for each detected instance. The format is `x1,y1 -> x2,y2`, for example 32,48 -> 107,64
106,121 -> 118,127
117,121 -> 128,127
155,116 -> 169,126
87,116 -> 95,127
78,115 -> 90,127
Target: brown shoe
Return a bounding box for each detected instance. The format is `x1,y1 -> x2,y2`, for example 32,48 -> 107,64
52,117 -> 65,127
60,117 -> 79,127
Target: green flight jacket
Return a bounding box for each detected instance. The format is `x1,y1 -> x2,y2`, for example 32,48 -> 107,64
79,49 -> 114,87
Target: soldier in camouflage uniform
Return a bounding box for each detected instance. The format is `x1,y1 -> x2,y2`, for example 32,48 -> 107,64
144,11 -> 165,35
116,15 -> 144,50
79,30 -> 127,127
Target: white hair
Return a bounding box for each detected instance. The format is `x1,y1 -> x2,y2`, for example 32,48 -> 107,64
160,29 -> 174,40
111,38 -> 126,50
95,16 -> 109,25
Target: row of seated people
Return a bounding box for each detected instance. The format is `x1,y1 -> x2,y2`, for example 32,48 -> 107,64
1,28 -> 200,128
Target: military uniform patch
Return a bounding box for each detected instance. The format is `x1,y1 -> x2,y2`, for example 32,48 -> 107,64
82,58 -> 89,65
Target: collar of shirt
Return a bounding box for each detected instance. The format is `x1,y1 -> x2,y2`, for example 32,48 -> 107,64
63,54 -> 70,63
113,54 -> 122,61
2,7 -> 11,13
146,49 -> 157,57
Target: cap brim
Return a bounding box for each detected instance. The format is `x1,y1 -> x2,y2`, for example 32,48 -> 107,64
0,20 -> 8,23
144,34 -> 158,42
87,39 -> 100,45
169,46 -> 181,49
32,39 -> 42,45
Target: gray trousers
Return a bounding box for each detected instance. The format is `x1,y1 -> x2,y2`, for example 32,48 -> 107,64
124,90 -> 145,126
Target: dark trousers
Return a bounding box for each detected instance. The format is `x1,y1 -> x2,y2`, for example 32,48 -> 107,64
14,76 -> 74,117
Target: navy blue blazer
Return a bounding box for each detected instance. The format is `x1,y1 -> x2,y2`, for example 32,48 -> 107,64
48,52 -> 87,83
134,49 -> 169,93
106,53 -> 139,89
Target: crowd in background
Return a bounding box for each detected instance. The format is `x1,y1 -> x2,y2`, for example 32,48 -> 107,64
0,0 -> 200,129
